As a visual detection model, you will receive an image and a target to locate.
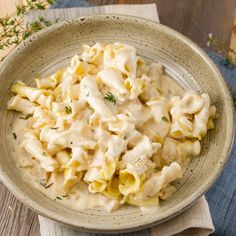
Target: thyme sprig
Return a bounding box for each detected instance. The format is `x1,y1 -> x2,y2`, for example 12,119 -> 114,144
207,33 -> 236,67
65,106 -> 72,114
0,0 -> 56,61
104,91 -> 116,104
40,179 -> 53,189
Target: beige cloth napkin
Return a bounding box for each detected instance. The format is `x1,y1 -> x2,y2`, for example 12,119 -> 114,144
25,4 -> 215,236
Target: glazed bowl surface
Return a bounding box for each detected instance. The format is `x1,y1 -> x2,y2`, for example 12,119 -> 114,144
0,15 -> 234,233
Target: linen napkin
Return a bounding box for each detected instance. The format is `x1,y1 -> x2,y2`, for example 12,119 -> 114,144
25,3 -> 215,236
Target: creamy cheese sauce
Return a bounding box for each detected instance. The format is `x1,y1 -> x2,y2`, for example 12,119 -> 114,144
11,75 -> 183,212
13,119 -> 120,211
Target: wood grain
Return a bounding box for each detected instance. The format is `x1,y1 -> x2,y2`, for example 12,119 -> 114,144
90,0 -> 236,50
0,1 -> 236,236
0,182 -> 40,236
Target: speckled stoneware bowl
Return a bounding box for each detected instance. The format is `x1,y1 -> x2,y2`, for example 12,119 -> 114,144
0,15 -> 234,233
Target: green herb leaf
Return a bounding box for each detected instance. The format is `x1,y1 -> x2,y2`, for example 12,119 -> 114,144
47,0 -> 55,5
36,3 -> 45,10
88,105 -> 94,112
19,114 -> 32,120
51,127 -> 59,130
161,116 -> 169,122
65,106 -> 72,114
40,179 -> 53,189
104,92 -> 116,104
56,196 -> 62,200
62,195 -> 69,198
233,97 -> 236,108
16,5 -> 26,16
12,132 -> 17,139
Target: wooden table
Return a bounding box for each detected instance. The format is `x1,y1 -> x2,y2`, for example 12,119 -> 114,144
1,1 -> 236,235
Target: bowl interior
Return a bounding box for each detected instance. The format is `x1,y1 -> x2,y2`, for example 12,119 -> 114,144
0,15 -> 234,233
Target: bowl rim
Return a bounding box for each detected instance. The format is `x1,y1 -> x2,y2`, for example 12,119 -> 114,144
0,14 -> 235,233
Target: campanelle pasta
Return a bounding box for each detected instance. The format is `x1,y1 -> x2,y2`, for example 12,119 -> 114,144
8,42 -> 216,212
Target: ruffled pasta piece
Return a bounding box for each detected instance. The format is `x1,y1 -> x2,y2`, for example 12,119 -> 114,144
160,137 -> 201,166
63,168 -> 82,192
170,92 -> 215,139
100,160 -> 116,180
86,148 -> 116,181
104,43 -> 137,79
193,94 -> 216,138
105,135 -> 127,162
136,56 -> 147,77
7,95 -> 35,114
124,77 -> 144,100
104,175 -> 121,199
84,167 -> 101,182
88,180 -> 107,193
141,98 -> 171,139
108,114 -> 135,137
46,143 -> 63,156
36,69 -> 64,89
119,165 -> 141,196
80,76 -> 116,122
12,81 -> 53,109
52,100 -> 85,120
68,55 -> 96,77
124,99 -> 152,127
32,107 -> 55,129
21,136 -> 58,172
40,126 -> 96,149
136,162 -> 183,200
12,81 -> 42,101
35,93 -> 53,110
120,135 -> 161,169
81,43 -> 104,66
68,147 -> 89,172
56,150 -> 70,171
146,63 -> 168,96
97,68 -> 128,98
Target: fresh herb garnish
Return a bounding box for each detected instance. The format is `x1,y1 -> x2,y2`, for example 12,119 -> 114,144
104,92 -> 116,104
19,114 -> 32,120
56,196 -> 62,200
40,180 -> 53,189
65,106 -> 72,114
0,0 -> 56,62
88,105 -> 94,112
12,132 -> 17,139
62,195 -> 69,198
207,33 -> 236,68
51,127 -> 59,130
161,116 -> 169,122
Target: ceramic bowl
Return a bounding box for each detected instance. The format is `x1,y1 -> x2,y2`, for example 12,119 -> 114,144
0,15 -> 234,233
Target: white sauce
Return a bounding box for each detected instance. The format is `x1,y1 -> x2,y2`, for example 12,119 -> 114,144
12,75 -> 183,212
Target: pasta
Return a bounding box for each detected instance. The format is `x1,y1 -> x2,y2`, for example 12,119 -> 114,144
8,42 -> 216,212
